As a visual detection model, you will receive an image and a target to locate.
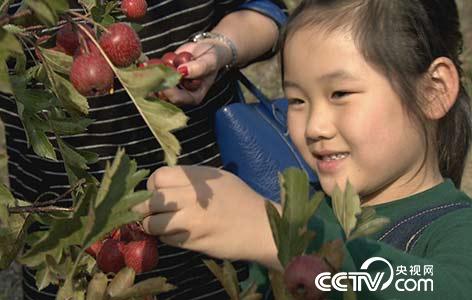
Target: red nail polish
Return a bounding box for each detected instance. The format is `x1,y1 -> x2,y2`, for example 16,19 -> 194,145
177,66 -> 188,77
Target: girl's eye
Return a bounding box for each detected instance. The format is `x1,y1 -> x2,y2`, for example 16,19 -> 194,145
287,98 -> 305,106
332,91 -> 351,99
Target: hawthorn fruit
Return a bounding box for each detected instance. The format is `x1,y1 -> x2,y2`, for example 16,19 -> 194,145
70,52 -> 114,96
96,239 -> 126,274
283,255 -> 331,300
56,22 -> 80,55
121,0 -> 148,21
99,23 -> 142,67
123,238 -> 159,273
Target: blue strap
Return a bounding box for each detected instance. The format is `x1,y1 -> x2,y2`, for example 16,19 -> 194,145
236,0 -> 288,28
378,202 -> 471,252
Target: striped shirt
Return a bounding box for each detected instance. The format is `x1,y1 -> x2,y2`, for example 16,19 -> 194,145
2,0 -> 284,299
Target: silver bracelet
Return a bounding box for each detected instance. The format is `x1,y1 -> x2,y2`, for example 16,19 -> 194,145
190,31 -> 238,71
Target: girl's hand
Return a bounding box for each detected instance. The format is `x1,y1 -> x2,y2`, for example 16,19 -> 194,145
132,166 -> 281,270
161,39 -> 232,106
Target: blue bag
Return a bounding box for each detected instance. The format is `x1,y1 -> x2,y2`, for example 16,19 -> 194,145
215,72 -> 318,202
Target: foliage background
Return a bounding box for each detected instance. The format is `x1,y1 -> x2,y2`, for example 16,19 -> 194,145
1,0 -> 471,298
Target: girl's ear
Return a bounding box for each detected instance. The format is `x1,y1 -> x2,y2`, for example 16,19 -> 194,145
423,57 -> 460,120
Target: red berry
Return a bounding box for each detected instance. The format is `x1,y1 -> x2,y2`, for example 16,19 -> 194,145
99,23 -> 142,67
181,78 -> 202,91
121,0 -> 148,21
56,22 -> 79,55
161,52 -> 177,68
123,237 -> 159,274
96,239 -> 126,274
173,51 -> 193,67
73,39 -> 99,57
85,240 -> 103,258
283,255 -> 331,300
70,52 -> 114,96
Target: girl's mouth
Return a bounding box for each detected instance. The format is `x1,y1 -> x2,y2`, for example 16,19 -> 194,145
316,152 -> 350,173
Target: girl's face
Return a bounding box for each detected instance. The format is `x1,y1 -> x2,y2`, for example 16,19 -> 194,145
284,28 -> 442,205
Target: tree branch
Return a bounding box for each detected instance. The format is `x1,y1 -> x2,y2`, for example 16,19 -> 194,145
8,205 -> 74,214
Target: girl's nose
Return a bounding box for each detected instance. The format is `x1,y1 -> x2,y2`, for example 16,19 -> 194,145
305,106 -> 336,141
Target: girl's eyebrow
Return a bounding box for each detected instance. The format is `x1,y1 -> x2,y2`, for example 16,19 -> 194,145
318,70 -> 360,83
283,70 -> 360,89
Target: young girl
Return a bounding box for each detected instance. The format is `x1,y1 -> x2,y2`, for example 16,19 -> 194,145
133,0 -> 472,298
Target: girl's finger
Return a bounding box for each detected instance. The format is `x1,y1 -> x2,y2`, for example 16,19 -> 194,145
133,185 -> 196,216
141,211 -> 188,236
159,232 -> 190,248
147,166 -> 193,190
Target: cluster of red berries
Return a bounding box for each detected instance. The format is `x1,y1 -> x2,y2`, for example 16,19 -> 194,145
139,51 -> 202,92
283,255 -> 332,300
86,223 -> 159,275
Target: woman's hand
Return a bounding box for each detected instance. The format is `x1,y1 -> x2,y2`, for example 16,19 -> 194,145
160,39 -> 232,106
132,165 -> 282,270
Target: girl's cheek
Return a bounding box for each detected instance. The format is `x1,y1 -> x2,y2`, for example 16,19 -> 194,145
288,111 -> 317,169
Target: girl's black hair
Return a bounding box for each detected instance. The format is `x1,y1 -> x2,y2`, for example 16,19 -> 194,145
280,0 -> 472,187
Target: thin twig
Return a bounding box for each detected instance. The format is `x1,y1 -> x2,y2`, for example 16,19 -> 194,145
0,8 -> 32,27
8,205 -> 74,214
68,10 -> 108,32
32,178 -> 86,207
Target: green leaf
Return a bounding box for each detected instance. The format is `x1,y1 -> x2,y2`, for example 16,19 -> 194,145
45,0 -> 68,13
86,272 -> 108,300
129,23 -> 144,33
0,0 -> 10,14
0,60 -> 12,94
240,282 -> 262,300
52,72 -> 89,115
35,263 -> 56,290
222,260 -> 240,300
22,115 -> 57,160
49,117 -> 94,135
0,185 -> 31,269
265,201 -> 282,252
91,5 -> 105,23
204,259 -> 250,299
82,149 -> 151,249
203,259 -> 224,285
0,119 -> 8,188
0,184 -> 14,224
2,24 -> 25,34
117,65 -> 180,98
78,0 -> 97,10
0,28 -> 23,94
39,46 -> 73,75
57,138 -> 96,170
107,267 -> 135,298
0,28 -> 23,54
331,181 -> 362,239
132,96 -> 188,166
19,184 -> 94,267
26,0 -> 58,26
275,168 -> 320,267
268,270 -> 292,300
349,216 -> 390,241
26,0 -> 68,26
110,277 -> 176,300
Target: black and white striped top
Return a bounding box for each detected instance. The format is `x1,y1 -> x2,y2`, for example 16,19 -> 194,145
1,1 -> 284,299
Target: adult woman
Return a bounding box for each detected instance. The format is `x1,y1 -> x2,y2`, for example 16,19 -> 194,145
0,0 -> 286,299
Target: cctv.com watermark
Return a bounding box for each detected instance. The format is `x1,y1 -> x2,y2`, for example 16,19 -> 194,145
315,257 -> 434,292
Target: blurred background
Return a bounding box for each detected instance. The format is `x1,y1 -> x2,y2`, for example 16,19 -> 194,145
1,0 -> 471,299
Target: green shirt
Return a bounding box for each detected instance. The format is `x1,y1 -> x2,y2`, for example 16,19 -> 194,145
250,179 -> 472,300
